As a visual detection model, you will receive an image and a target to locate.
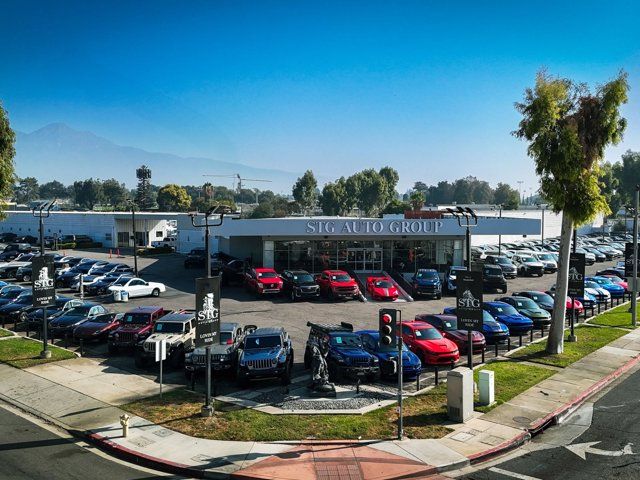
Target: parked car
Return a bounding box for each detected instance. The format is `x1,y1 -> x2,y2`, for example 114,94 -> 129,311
531,252 -> 558,273
90,262 -> 134,276
236,327 -> 294,387
585,276 -> 625,298
483,255 -> 517,279
151,236 -> 176,249
0,243 -> 33,262
16,235 -> 38,245
575,248 -> 596,265
0,232 -> 18,243
56,260 -> 107,288
15,265 -> 32,282
221,259 -> 247,286
358,330 -> 422,379
303,321 -> 378,382
85,273 -> 134,296
48,303 -> 109,338
0,253 -> 40,279
398,320 -> 460,366
107,277 -> 166,298
0,290 -> 33,323
442,307 -> 510,345
316,270 -> 360,300
21,296 -> 83,329
0,286 -> 25,307
444,265 -> 468,294
184,248 -> 206,269
482,301 -> 533,335
108,306 -> 172,353
185,323 -> 254,377
600,275 -> 628,291
244,267 -> 283,296
595,267 -> 627,280
135,311 -> 197,368
411,269 -> 442,299
482,265 -> 507,293
583,247 -> 606,262
511,254 -> 544,277
496,296 -> 552,328
73,312 -> 124,342
366,276 -> 399,301
280,270 -> 320,301
415,314 -> 486,353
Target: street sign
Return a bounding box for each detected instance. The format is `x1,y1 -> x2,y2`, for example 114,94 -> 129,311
31,255 -> 55,308
195,276 -> 221,348
625,243 -> 636,277
456,270 -> 483,330
568,253 -> 586,298
155,338 -> 167,362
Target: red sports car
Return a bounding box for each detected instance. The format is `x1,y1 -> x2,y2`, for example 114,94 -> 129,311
73,312 -> 123,342
366,276 -> 399,301
566,297 -> 584,314
398,320 -> 459,366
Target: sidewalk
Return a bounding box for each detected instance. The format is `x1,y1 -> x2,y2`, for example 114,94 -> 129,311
1,330 -> 640,479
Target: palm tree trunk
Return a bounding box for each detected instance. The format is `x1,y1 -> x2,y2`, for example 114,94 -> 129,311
547,212 -> 573,354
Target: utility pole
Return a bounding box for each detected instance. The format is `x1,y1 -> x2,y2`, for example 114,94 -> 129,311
128,201 -> 139,277
33,200 -> 56,359
497,204 -> 503,256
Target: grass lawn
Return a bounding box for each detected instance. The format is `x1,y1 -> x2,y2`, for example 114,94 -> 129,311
0,328 -> 13,338
474,362 -> 556,413
0,338 -> 76,368
589,304 -> 637,329
508,325 -> 627,368
125,386 -> 452,441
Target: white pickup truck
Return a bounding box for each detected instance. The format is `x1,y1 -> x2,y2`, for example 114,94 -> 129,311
151,237 -> 177,249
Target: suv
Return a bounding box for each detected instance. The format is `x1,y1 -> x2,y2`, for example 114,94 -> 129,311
281,270 -> 320,301
135,311 -> 196,368
221,259 -> 247,286
316,270 -> 360,300
511,254 -> 544,277
236,327 -> 294,387
303,322 -> 379,382
411,269 -> 442,299
184,248 -> 206,269
483,255 -> 517,279
244,267 -> 283,296
184,322 -> 254,377
482,265 -> 507,293
108,306 -> 171,353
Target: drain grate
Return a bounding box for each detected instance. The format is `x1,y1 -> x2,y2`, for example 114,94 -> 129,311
315,462 -> 362,480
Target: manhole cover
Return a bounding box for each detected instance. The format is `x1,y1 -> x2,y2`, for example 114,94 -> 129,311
513,416 -> 533,425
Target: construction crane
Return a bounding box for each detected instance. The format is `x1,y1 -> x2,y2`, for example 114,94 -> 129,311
203,174 -> 271,195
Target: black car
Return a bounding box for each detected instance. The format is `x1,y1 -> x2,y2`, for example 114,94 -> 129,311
0,244 -> 33,262
595,268 -> 626,279
0,291 -> 34,323
0,286 -> 25,307
20,296 -> 82,330
90,262 -> 134,276
281,270 -> 320,301
0,232 -> 17,243
184,248 -> 206,269
513,290 -> 555,313
56,260 -> 107,288
482,265 -> 507,293
16,235 -> 38,245
15,265 -> 32,282
48,303 -> 109,338
483,255 -> 518,279
85,273 -> 134,296
221,259 -> 247,286
54,256 -> 83,272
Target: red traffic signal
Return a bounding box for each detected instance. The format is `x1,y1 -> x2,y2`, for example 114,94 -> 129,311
379,309 -> 398,348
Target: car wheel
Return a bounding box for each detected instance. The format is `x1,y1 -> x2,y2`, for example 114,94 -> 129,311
23,274 -> 30,282
151,288 -> 160,297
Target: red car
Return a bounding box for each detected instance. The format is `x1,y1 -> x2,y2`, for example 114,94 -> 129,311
244,267 -> 283,295
73,312 -> 124,342
415,314 -> 485,354
566,297 -> 584,314
366,276 -> 399,301
108,306 -> 171,353
398,320 -> 459,366
602,275 -> 629,291
316,270 -> 360,300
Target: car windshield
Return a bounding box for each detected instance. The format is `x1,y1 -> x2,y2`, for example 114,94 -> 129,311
90,314 -> 116,324
0,289 -> 21,299
414,327 -> 442,340
537,254 -> 554,261
521,257 -> 536,263
244,335 -> 282,349
293,274 -> 314,283
112,278 -> 131,286
416,271 -> 438,279
529,293 -> 554,304
122,313 -> 149,325
376,338 -> 408,353
439,317 -> 457,329
374,280 -> 394,288
489,303 -> 519,316
331,274 -> 351,282
154,322 -> 184,333
515,298 -> 539,309
67,305 -> 93,315
495,257 -> 511,265
330,334 -> 362,348
594,277 -> 612,285
257,271 -> 278,278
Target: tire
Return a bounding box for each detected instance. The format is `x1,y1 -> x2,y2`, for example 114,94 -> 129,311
151,288 -> 160,297
23,275 -> 30,282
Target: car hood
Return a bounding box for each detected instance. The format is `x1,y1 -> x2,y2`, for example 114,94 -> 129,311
330,280 -> 357,287
74,321 -> 114,333
522,261 -> 545,268
0,303 -> 28,313
414,278 -> 440,286
483,321 -> 508,333
295,281 -> 318,287
519,308 -> 550,319
495,314 -> 532,326
145,333 -> 184,346
193,344 -> 235,356
371,286 -> 398,296
114,324 -> 149,333
332,346 -> 372,358
375,350 -> 419,365
51,314 -> 88,326
0,261 -> 29,270
257,277 -> 282,284
414,338 -> 456,352
447,329 -> 485,342
242,346 -> 283,360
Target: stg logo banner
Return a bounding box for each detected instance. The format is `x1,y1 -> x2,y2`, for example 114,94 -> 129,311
195,276 -> 221,348
32,255 -> 56,307
456,270 -> 483,330
568,253 -> 586,298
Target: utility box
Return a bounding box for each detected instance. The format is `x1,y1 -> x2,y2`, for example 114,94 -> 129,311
447,367 -> 474,422
478,369 -> 495,406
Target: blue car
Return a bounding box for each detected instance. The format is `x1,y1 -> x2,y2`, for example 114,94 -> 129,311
483,301 -> 533,335
586,276 -> 625,298
443,307 -> 510,344
357,330 -> 422,379
411,269 -> 442,299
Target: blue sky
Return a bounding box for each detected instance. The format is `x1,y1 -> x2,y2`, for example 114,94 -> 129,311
1,0 -> 639,193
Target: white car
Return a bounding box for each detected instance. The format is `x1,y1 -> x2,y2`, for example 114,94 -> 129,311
107,277 -> 166,298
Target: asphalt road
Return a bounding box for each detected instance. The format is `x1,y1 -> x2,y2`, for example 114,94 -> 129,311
0,403 -> 181,480
460,366 -> 640,480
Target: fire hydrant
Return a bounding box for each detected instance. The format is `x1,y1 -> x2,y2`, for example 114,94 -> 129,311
120,414 -> 130,438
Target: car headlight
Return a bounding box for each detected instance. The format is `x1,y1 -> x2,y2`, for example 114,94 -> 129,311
257,283 -> 264,289
372,357 -> 379,364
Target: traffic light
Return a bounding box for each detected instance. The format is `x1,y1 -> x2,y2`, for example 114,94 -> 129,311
379,308 -> 398,347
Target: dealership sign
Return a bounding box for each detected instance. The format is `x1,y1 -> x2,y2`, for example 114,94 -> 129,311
456,270 -> 483,330
625,243 -> 637,277
305,219 -> 445,235
32,255 -> 56,308
195,276 -> 221,348
568,253 -> 585,298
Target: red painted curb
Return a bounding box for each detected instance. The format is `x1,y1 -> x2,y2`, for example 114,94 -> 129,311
467,431 -> 530,465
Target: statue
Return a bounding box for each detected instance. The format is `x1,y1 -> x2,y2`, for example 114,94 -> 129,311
308,338 -> 336,397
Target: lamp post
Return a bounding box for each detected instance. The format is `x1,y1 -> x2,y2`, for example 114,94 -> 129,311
446,206 -> 478,369
536,203 -> 547,248
33,200 -> 56,359
494,204 -> 503,256
127,201 -> 139,277
632,186 -> 639,327
188,204 -> 235,417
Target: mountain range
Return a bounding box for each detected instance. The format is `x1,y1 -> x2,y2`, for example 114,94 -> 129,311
14,123 -> 305,193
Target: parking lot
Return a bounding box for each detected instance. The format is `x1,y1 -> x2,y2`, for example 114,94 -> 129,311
2,246 -> 627,400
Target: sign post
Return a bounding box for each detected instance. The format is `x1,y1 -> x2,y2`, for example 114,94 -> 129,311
155,338 -> 167,398
456,270 -> 483,369
567,253 -> 585,343
32,255 -> 56,359
195,276 -> 221,417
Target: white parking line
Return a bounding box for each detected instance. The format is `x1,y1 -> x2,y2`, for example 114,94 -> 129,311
488,467 -> 542,480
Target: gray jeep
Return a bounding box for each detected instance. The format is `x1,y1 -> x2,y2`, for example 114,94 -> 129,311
135,311 -> 196,368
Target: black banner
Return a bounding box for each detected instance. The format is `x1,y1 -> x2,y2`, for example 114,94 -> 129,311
625,243 -> 637,278
456,270 -> 483,330
568,253 -> 585,298
32,255 -> 55,307
195,276 -> 221,348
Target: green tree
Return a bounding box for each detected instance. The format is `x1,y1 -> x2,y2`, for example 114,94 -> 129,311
320,181 -> 346,216
493,183 -> 520,210
514,70 -> 628,354
39,180 -> 68,200
598,161 -> 620,215
102,178 -> 128,208
249,202 -> 274,219
292,170 -> 318,213
73,179 -> 104,210
14,177 -> 39,204
409,191 -> 424,211
354,169 -> 386,216
379,166 -> 399,204
157,184 -> 191,212
613,150 -> 640,208
0,102 -> 16,217
382,198 -> 410,214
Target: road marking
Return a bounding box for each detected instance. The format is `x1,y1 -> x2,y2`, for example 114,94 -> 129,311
565,441 -> 635,460
488,467 -> 542,480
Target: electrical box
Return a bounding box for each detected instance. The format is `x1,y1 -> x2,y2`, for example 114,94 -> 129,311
478,369 -> 495,406
447,367 -> 473,422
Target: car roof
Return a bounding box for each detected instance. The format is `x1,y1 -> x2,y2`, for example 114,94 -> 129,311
285,270 -> 310,275
220,322 -> 241,332
247,327 -> 284,337
401,320 -> 435,329
156,312 -> 195,322
324,270 -> 348,274
126,306 -> 165,313
308,321 -> 353,333
254,267 -> 276,272
417,313 -> 456,321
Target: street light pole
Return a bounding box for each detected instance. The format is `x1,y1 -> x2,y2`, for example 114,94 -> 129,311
498,204 -> 503,256
632,186 -> 639,327
127,201 -> 139,277
33,200 -> 55,359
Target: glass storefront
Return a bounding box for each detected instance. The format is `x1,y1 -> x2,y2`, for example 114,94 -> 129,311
272,239 -> 463,273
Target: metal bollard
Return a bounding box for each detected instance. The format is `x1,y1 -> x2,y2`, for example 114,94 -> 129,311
541,325 -> 545,337
190,371 -> 196,391
598,302 -> 601,314
481,348 -> 485,364
356,378 -> 361,394
416,373 -> 421,391
119,414 -> 130,438
434,366 -> 439,386
530,329 -> 534,342
519,335 -> 523,347
79,338 -> 84,357
64,333 -> 69,349
495,342 -> 499,357
507,337 -> 511,351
